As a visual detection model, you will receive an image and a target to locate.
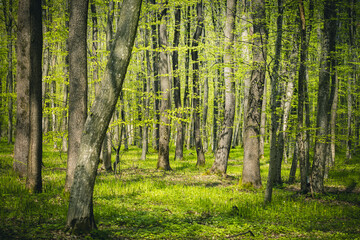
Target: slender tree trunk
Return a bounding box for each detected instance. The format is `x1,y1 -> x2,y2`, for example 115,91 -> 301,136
311,0 -> 337,194
191,2 -> 205,167
297,0 -> 309,193
141,18 -> 151,161
259,78 -> 267,159
202,74 -> 209,152
150,0 -> 160,151
288,142 -> 298,184
66,0 -> 141,233
330,72 -> 338,165
173,5 -> 184,161
265,0 -> 283,203
157,4 -> 171,170
65,0 -> 89,192
210,0 -> 236,174
241,0 -> 267,188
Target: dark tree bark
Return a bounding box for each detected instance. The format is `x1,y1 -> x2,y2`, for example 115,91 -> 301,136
23,0 -> 43,193
311,0 -> 337,194
141,20 -> 151,161
191,2 -> 205,167
150,0 -> 160,151
65,0 -> 89,192
297,0 -> 309,193
157,4 -> 171,171
265,0 -> 283,203
65,0 -> 142,233
241,0 -> 267,188
210,0 -> 236,174
173,5 -> 184,161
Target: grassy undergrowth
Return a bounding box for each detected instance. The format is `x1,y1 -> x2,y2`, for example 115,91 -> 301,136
1,139 -> 359,239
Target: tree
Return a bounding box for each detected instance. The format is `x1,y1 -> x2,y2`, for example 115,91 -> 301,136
192,1 -> 205,167
157,3 -> 171,171
311,0 -> 337,194
241,0 -> 267,188
66,0 -> 142,233
265,0 -> 284,203
173,5 -> 183,161
64,0 -> 89,192
13,0 -> 43,192
210,0 -> 236,174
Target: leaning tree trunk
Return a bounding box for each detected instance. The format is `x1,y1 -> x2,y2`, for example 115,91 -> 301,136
64,0 -> 89,192
157,5 -> 171,171
66,0 -> 142,233
241,0 -> 267,188
210,0 -> 236,174
191,2 -> 205,167
311,0 -> 337,194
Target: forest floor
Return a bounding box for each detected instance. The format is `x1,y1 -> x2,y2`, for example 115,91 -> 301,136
0,139 -> 360,239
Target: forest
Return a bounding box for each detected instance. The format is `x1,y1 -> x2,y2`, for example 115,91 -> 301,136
0,0 -> 359,239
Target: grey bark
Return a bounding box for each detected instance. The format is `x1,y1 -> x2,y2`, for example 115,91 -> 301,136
13,0 -> 32,177
65,0 -> 89,192
157,5 -> 171,171
241,0 -> 267,188
65,0 -> 141,233
311,0 -> 337,194
192,2 -> 205,167
210,0 -> 236,174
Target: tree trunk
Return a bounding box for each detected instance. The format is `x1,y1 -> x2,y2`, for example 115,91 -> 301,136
311,0 -> 337,194
330,72 -> 338,165
150,0 -> 160,151
297,0 -> 309,193
191,2 -> 205,167
265,0 -> 283,203
241,0 -> 267,188
66,0 -> 141,233
13,0 -> 32,178
172,5 -> 184,161
15,0 -> 43,193
157,5 -> 171,171
65,0 -> 89,192
210,0 -> 236,174
259,77 -> 267,159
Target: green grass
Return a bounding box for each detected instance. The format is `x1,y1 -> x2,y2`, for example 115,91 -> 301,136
0,139 -> 359,239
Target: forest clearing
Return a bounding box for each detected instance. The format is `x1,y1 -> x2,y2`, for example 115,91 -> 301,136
1,0 -> 360,238
1,140 -> 359,239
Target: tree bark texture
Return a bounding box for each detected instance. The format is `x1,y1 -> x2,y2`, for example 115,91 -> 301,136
192,2 -> 205,167
297,0 -> 309,193
311,0 -> 337,194
17,0 -> 43,193
173,6 -> 184,161
13,0 -> 35,178
157,5 -> 171,171
241,0 -> 267,188
65,0 -> 89,192
66,0 -> 142,233
210,0 -> 236,174
265,0 -> 283,203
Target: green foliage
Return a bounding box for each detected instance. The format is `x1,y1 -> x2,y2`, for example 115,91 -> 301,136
1,140 -> 359,239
